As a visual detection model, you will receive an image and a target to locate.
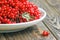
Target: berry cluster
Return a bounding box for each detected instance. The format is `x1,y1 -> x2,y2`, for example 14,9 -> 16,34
0,0 -> 41,24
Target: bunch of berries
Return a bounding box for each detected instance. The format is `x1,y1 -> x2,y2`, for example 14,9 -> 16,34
0,0 -> 41,24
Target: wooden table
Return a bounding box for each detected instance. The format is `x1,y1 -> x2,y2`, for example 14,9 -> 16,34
0,0 -> 60,40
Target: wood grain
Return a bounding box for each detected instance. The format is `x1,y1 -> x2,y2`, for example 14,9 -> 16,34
35,0 -> 60,40
0,0 -> 59,40
29,0 -> 60,39
0,22 -> 56,40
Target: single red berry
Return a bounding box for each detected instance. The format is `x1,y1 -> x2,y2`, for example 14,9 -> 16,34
0,16 -> 3,20
42,31 -> 49,36
19,0 -> 27,2
3,18 -> 8,23
8,21 -> 12,24
22,18 -> 27,22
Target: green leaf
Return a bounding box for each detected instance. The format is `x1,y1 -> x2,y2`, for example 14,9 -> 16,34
22,12 -> 31,21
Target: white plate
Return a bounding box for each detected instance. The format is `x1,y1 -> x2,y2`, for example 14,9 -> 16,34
0,8 -> 46,33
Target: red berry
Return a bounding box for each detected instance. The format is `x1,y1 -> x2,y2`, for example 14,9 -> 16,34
19,0 -> 27,2
42,31 -> 49,36
0,21 -> 1,24
0,16 -> 3,20
0,0 -> 41,24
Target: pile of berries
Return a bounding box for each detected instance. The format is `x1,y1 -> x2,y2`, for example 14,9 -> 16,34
0,0 -> 41,24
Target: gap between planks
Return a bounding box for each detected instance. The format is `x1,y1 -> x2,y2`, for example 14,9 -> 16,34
42,20 -> 58,40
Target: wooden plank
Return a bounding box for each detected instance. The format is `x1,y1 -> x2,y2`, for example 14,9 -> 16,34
37,22 -> 56,40
29,0 -> 56,40
46,0 -> 60,15
0,34 -> 6,40
0,22 -> 55,40
0,0 -> 57,40
34,0 -> 60,40
43,19 -> 59,40
29,0 -> 60,40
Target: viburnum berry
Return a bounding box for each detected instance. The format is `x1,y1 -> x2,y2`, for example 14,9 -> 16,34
42,31 -> 49,36
0,16 -> 3,20
19,0 -> 27,2
0,21 -> 1,24
0,0 -> 41,24
7,19 -> 12,24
